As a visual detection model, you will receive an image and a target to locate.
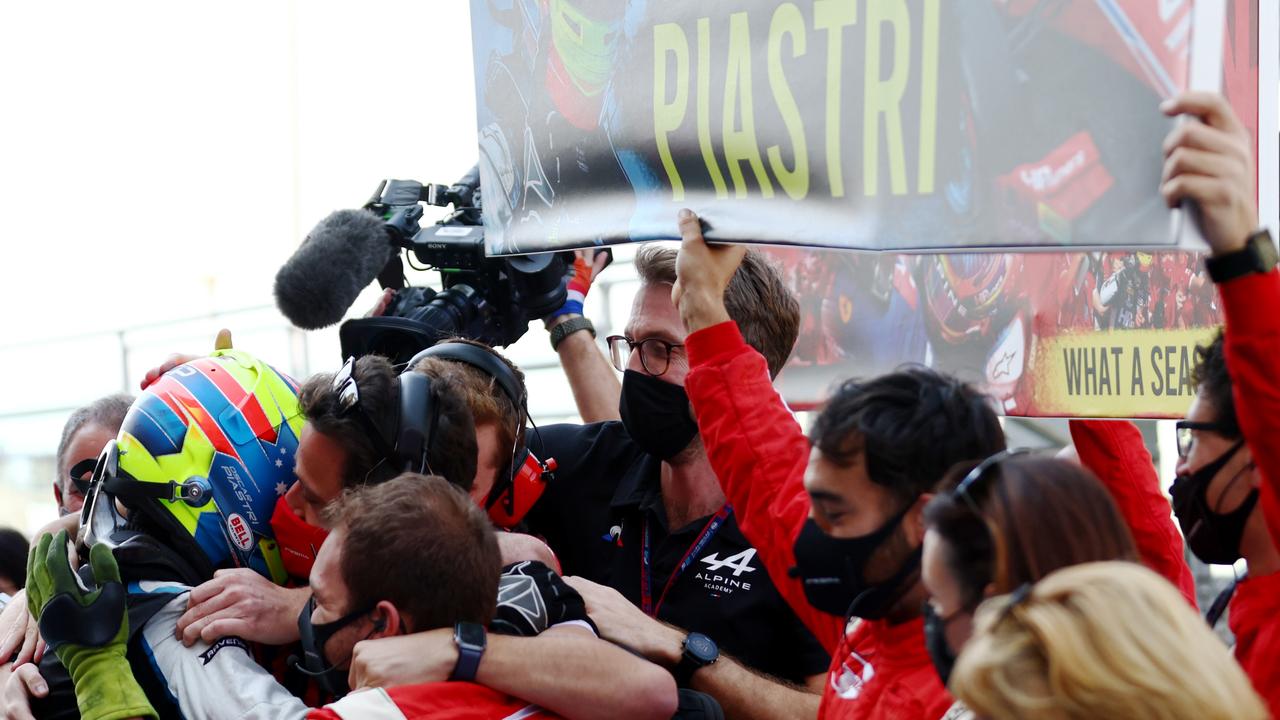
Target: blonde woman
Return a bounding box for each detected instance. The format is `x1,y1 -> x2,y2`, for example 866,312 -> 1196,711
951,561 -> 1266,720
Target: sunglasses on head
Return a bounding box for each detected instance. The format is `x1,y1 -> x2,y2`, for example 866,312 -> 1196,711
951,447 -> 1037,516
332,357 -> 401,472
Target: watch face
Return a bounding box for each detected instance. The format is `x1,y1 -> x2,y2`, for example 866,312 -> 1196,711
455,622 -> 487,650
1256,231 -> 1279,268
685,633 -> 717,663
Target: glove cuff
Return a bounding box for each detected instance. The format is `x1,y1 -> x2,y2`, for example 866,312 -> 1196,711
67,650 -> 159,720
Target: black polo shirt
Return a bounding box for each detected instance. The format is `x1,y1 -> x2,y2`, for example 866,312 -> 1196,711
526,421 -> 830,683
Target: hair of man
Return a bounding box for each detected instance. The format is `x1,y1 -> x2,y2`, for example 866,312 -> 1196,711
55,393 -> 132,488
412,338 -> 526,478
634,245 -> 800,379
298,355 -> 478,491
923,456 -> 1139,608
327,472 -> 501,630
950,561 -> 1268,720
809,367 -> 1007,505
1191,330 -> 1239,437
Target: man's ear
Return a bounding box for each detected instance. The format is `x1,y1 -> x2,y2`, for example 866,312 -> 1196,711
370,600 -> 405,638
53,483 -> 64,508
905,493 -> 933,545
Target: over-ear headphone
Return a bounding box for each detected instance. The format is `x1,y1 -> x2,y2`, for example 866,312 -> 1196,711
405,342 -> 555,528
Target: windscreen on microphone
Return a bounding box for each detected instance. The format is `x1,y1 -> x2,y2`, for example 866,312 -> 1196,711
274,209 -> 399,330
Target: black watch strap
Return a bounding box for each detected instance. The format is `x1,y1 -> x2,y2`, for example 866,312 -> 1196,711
1205,229 -> 1277,284
674,632 -> 719,686
450,621 -> 487,682
549,316 -> 596,351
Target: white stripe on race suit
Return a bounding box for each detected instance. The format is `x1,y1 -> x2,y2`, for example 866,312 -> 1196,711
324,688 -> 408,720
504,706 -> 546,720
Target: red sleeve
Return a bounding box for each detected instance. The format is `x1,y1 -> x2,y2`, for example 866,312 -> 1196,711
685,321 -> 845,653
1069,419 -> 1197,607
1220,269 -> 1280,550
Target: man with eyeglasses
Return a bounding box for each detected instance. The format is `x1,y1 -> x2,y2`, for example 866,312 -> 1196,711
523,244 -> 833,717
1160,91 -> 1280,718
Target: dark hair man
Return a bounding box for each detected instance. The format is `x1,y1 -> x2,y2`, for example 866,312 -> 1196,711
1159,91 -> 1280,715
674,210 -> 1006,718
523,244 -> 833,717
303,473 -> 669,718
53,393 -> 133,515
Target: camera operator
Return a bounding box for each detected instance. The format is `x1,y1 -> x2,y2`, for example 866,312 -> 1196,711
524,245 -> 831,717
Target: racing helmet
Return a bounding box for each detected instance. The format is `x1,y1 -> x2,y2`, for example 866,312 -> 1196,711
921,253 -> 1012,344
81,349 -> 304,585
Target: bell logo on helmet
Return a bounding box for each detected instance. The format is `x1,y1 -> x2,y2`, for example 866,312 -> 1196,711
227,513 -> 254,551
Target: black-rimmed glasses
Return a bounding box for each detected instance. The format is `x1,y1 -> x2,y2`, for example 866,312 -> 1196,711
333,357 -> 399,470
606,335 -> 685,377
1174,420 -> 1233,459
951,447 -> 1036,516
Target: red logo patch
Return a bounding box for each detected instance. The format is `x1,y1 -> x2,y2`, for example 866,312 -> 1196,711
227,514 -> 254,551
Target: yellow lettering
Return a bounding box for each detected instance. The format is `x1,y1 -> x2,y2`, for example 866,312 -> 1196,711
722,12 -> 773,198
697,18 -> 729,198
917,0 -> 940,194
766,3 -> 809,200
815,0 -> 857,197
653,23 -> 689,201
863,0 -> 909,196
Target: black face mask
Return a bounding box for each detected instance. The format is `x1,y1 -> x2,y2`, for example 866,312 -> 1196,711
922,603 -> 962,687
790,504 -> 921,620
1170,440 -> 1258,565
619,370 -> 699,460
296,596 -> 373,698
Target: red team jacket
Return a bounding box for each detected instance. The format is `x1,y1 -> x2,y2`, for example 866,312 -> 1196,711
686,321 -> 1201,719
1219,269 -> 1280,716
307,682 -> 560,720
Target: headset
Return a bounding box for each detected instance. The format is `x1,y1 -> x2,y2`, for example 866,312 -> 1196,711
404,342 -> 555,528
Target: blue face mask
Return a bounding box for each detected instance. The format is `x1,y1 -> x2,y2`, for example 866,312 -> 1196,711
295,595 -> 374,698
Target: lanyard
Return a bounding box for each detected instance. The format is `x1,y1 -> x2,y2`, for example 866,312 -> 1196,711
639,504 -> 732,617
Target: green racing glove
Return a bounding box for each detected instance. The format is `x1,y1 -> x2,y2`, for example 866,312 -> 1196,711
26,530 -> 157,720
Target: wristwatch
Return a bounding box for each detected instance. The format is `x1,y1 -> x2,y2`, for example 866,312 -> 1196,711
674,632 -> 719,686
450,621 -> 487,682
549,315 -> 596,351
1205,228 -> 1277,283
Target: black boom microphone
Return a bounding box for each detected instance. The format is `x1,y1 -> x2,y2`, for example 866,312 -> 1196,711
273,209 -> 400,330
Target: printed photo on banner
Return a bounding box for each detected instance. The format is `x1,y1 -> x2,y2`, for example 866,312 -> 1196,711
470,0 -> 1225,254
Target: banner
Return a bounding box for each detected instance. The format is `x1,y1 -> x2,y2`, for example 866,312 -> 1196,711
470,0 -> 1221,254
770,0 -> 1269,418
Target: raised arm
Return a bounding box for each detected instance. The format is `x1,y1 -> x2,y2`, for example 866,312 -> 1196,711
545,250 -> 622,423
674,210 -> 844,650
1161,91 -> 1280,548
1068,419 -> 1196,606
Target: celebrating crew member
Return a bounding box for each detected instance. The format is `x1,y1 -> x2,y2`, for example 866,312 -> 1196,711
524,246 -> 832,717
300,474 -> 670,719
675,209 -> 1006,718
1158,90 -> 1280,715
178,348 -> 678,719
52,394 -> 133,517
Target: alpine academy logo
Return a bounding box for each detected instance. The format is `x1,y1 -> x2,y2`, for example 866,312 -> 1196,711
700,549 -> 757,577
695,548 -> 757,597
227,513 -> 254,551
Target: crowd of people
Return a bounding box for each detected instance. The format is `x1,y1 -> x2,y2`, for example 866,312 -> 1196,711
0,90 -> 1274,720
